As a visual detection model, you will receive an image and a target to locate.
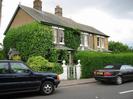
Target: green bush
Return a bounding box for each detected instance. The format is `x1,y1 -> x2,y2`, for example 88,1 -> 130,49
75,51 -> 133,78
4,22 -> 53,61
12,55 -> 21,61
27,56 -> 63,74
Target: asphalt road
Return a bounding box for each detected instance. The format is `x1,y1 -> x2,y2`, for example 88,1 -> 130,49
1,81 -> 133,99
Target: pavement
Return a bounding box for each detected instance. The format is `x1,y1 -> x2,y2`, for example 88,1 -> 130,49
59,78 -> 96,87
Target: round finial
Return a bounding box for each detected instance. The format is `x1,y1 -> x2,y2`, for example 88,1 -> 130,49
78,60 -> 80,64
62,60 -> 66,64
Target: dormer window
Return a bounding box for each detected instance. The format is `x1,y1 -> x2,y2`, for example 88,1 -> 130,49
52,26 -> 64,45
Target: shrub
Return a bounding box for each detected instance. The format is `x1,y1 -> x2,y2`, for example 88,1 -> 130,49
12,55 -> 21,61
27,56 -> 63,74
75,51 -> 133,78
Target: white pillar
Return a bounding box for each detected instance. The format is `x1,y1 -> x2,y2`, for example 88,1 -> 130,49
59,60 -> 68,80
76,60 -> 81,80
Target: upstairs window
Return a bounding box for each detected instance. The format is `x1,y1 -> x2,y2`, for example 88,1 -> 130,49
53,27 -> 64,45
80,33 -> 89,47
101,38 -> 105,48
97,37 -> 100,48
59,29 -> 64,44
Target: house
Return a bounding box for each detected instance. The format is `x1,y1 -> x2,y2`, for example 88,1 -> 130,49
4,0 -> 109,52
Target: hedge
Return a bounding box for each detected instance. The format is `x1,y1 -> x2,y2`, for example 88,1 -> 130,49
75,51 -> 133,78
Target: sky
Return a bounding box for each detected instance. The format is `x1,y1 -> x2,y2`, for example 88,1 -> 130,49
0,0 -> 133,46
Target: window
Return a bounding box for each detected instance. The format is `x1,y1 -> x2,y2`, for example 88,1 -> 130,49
53,28 -> 57,44
101,38 -> 105,48
121,65 -> 133,70
97,37 -> 100,47
52,27 -> 64,44
0,63 -> 9,74
80,33 -> 89,47
59,29 -> 64,44
84,34 -> 88,47
10,63 -> 29,74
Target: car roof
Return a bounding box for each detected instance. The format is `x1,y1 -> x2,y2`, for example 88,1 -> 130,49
0,60 -> 22,62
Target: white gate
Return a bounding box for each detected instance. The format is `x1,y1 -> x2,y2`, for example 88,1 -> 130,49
67,65 -> 77,80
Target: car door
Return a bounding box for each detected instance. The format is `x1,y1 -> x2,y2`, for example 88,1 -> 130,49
9,62 -> 41,91
124,65 -> 133,80
120,65 -> 130,81
0,61 -> 13,93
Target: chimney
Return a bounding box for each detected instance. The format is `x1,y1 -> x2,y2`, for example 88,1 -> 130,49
0,0 -> 2,25
33,0 -> 42,11
55,5 -> 62,16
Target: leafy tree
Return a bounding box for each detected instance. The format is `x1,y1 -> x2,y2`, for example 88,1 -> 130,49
109,41 -> 131,53
3,22 -> 53,61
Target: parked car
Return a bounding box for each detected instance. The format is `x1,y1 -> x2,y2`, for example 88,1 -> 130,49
0,60 -> 60,95
94,64 -> 133,85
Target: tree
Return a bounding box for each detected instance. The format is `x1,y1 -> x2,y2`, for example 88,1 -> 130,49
109,41 -> 131,53
3,22 -> 53,61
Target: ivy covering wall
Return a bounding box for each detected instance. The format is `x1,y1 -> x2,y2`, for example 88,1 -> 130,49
64,28 -> 81,50
4,22 -> 53,61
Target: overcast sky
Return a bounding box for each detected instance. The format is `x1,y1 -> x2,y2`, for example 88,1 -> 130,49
0,0 -> 133,46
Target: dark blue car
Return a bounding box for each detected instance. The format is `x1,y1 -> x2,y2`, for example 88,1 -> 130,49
0,60 -> 60,95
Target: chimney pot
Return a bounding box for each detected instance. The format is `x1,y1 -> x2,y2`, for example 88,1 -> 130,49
55,5 -> 62,16
33,0 -> 42,11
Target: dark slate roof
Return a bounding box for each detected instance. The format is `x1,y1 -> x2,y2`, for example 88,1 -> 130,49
5,4 -> 109,37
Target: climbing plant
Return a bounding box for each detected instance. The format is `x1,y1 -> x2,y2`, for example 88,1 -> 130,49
4,22 -> 53,61
64,28 -> 81,50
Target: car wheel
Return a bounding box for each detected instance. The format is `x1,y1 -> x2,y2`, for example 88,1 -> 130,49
40,81 -> 55,95
116,76 -> 122,85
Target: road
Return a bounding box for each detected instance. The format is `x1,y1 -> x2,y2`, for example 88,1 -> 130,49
2,81 -> 133,99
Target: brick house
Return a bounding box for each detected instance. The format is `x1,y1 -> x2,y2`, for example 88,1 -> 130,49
4,0 -> 109,52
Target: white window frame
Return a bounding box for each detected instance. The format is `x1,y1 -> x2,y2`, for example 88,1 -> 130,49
97,36 -> 101,48
59,29 -> 65,45
101,37 -> 105,48
84,33 -> 89,47
52,26 -> 65,45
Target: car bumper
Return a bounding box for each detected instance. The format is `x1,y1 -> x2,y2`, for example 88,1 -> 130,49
54,80 -> 60,88
95,76 -> 116,82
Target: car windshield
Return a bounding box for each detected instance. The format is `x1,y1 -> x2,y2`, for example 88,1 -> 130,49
104,65 -> 121,70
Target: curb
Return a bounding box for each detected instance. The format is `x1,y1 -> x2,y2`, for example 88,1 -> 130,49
59,79 -> 96,87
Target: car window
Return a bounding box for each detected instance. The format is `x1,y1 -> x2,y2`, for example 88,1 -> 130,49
10,63 -> 29,74
104,65 -> 121,70
104,65 -> 114,69
0,62 -> 9,74
120,65 -> 126,70
120,65 -> 133,70
124,65 -> 133,70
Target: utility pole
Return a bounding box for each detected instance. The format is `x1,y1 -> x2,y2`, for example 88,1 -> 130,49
0,0 -> 2,26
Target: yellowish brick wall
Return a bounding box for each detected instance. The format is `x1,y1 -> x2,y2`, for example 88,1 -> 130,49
104,37 -> 109,50
93,35 -> 98,50
89,34 -> 94,49
10,8 -> 35,28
